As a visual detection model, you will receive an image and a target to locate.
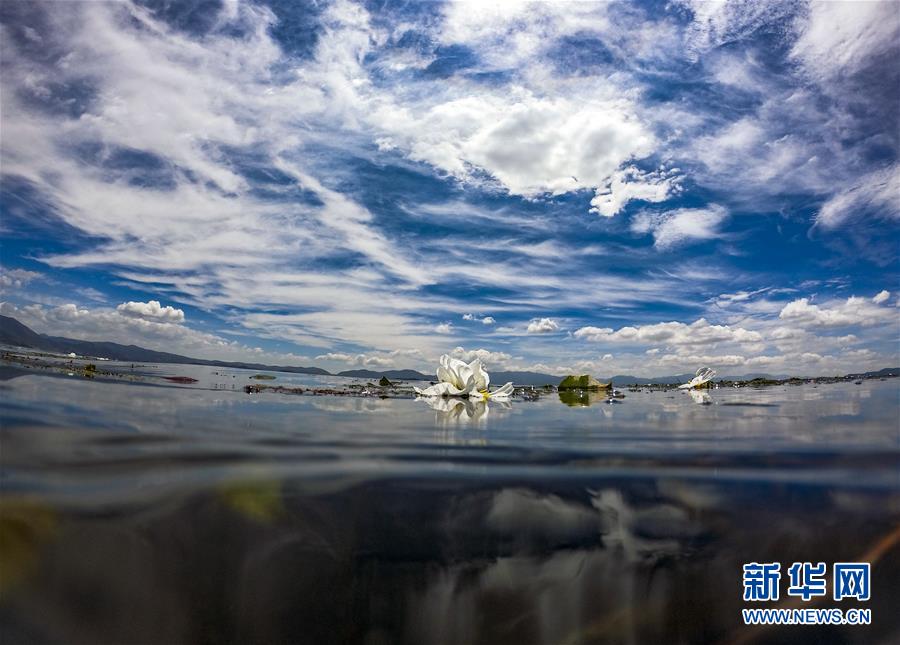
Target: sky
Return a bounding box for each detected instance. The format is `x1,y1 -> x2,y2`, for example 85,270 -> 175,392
0,0 -> 898,377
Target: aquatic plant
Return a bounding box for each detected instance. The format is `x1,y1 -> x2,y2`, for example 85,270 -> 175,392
558,374 -> 611,390
678,367 -> 716,389
414,354 -> 514,399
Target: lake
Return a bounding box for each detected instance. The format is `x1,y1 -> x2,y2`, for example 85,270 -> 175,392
1,362 -> 898,644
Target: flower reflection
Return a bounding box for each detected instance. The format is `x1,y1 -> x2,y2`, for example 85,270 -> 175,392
686,389 -> 713,405
418,395 -> 510,424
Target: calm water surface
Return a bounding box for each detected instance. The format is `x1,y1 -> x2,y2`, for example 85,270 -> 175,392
1,364 -> 898,644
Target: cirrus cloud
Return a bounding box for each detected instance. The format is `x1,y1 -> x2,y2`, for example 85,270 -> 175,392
630,205 -> 728,249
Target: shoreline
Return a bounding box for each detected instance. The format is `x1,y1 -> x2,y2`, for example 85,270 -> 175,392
2,348 -> 896,401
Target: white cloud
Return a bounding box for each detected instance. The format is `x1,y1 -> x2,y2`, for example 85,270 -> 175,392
685,105 -> 840,211
0,0 -> 435,354
463,313 -> 496,325
630,205 -> 728,249
316,352 -> 355,363
873,290 -> 890,305
315,348 -> 424,368
0,269 -> 42,289
0,0 -> 674,363
791,0 -> 900,80
676,0 -> 799,60
815,165 -> 900,228
449,346 -> 512,367
711,287 -> 773,308
590,166 -> 682,217
1,0 -> 896,378
769,326 -> 807,341
779,294 -> 896,328
373,90 -> 657,200
439,1 -> 610,68
656,352 -> 747,368
574,318 -> 762,347
0,300 -> 302,363
435,322 -> 453,334
526,317 -> 560,334
116,300 -> 185,323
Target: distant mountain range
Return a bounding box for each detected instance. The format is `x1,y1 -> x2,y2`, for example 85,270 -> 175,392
0,314 -> 329,375
337,368 -> 568,386
1,314 -> 895,386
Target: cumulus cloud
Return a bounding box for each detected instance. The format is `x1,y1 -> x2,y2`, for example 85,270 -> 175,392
0,300 -> 299,363
116,300 -> 185,323
779,294 -> 896,328
0,269 -> 42,289
526,318 -> 560,334
449,346 -> 513,367
374,91 -> 657,199
873,290 -> 890,305
649,346 -> 891,376
315,348 -> 424,368
574,318 -> 762,347
316,352 -> 355,363
590,166 -> 682,218
463,313 -> 495,325
630,205 -> 728,249
769,326 -> 807,341
656,352 -> 747,368
434,322 -> 453,334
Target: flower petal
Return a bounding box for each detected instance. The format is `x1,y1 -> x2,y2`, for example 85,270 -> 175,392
468,358 -> 489,391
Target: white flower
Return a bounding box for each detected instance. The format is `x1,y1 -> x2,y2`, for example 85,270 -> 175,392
678,366 -> 716,389
414,354 -> 514,399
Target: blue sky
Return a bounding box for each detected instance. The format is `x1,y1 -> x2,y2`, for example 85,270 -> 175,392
0,0 -> 897,376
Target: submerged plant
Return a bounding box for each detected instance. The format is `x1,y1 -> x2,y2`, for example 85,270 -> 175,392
414,354 -> 514,399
